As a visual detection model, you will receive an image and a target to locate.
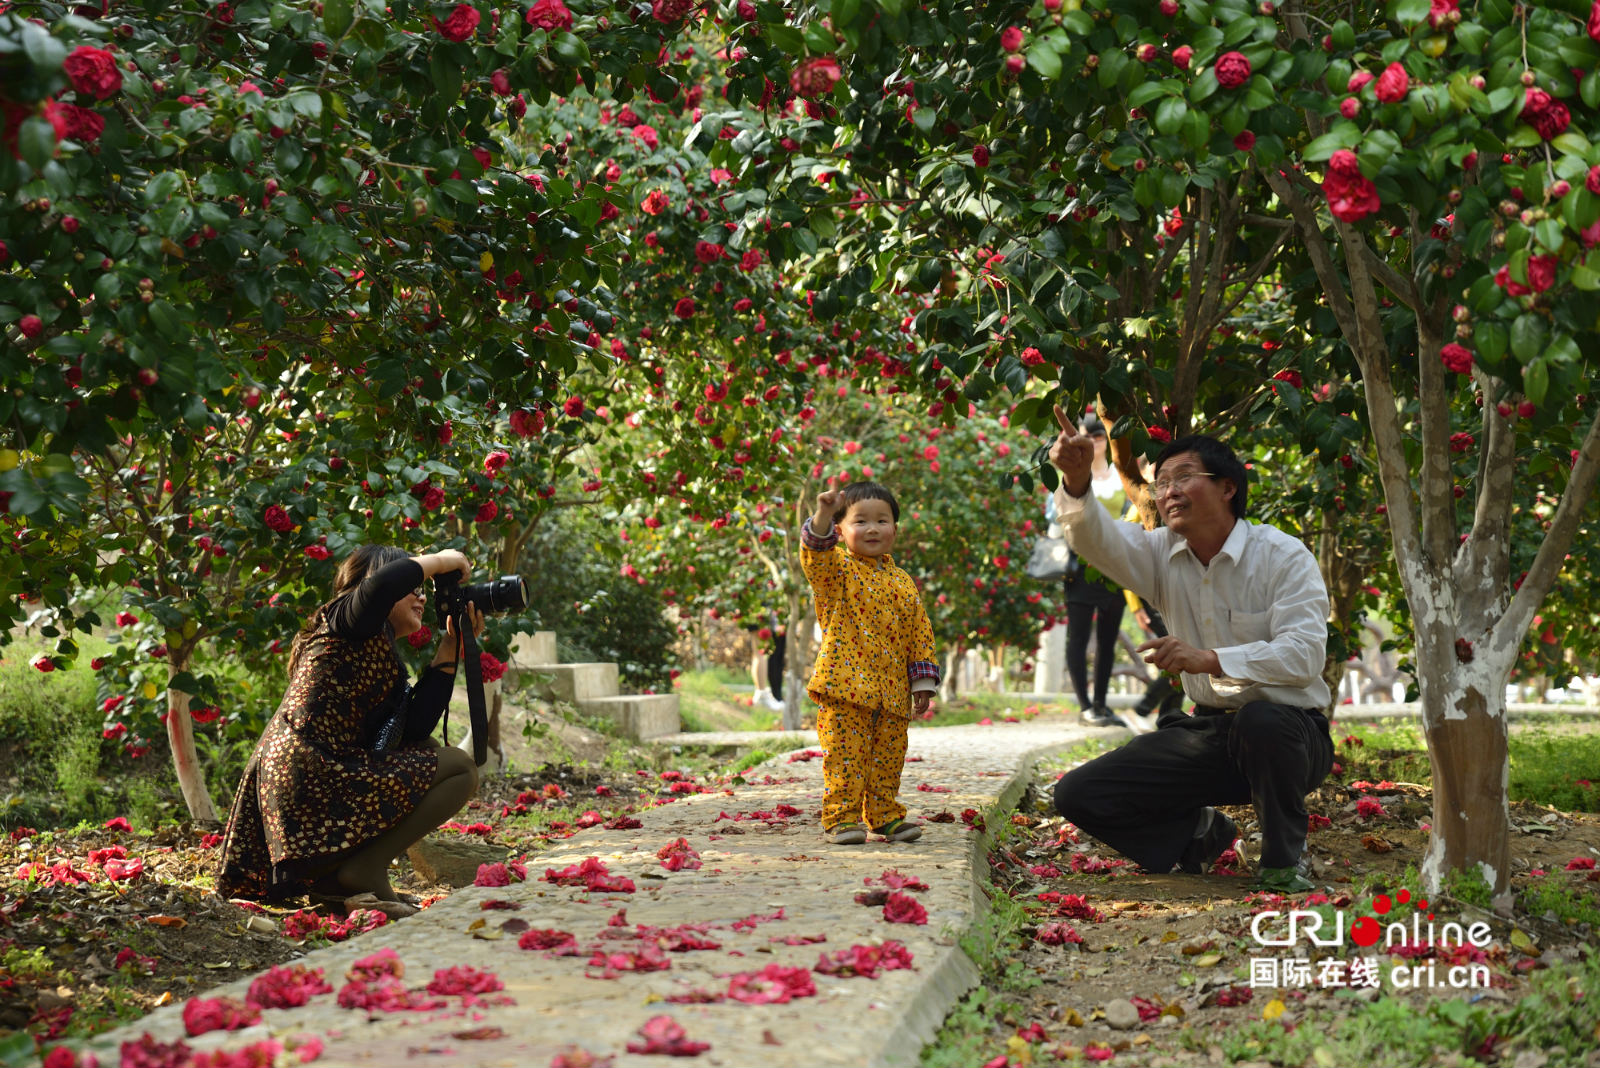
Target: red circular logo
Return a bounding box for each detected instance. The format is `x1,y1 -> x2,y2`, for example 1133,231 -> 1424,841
1350,916 -> 1382,947
1372,894 -> 1391,915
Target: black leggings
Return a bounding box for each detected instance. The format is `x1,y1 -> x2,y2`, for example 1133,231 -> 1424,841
767,633 -> 786,699
1065,598 -> 1124,710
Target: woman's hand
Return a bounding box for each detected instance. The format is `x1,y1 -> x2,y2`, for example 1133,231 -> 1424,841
418,549 -> 472,582
431,603 -> 486,668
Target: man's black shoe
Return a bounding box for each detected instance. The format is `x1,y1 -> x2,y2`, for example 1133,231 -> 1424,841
1082,705 -> 1118,727
1177,807 -> 1237,874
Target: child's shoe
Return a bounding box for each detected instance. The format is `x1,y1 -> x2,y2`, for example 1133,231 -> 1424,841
827,823 -> 867,845
872,819 -> 923,843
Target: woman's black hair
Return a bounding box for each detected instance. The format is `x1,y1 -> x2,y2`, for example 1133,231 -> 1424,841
831,481 -> 900,525
287,544 -> 410,676
1152,435 -> 1249,519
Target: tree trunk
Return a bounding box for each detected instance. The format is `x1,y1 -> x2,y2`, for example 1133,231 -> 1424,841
781,593 -> 809,731
165,658 -> 218,822
1416,648 -> 1514,911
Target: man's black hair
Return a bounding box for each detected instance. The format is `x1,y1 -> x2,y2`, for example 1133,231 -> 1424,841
1152,435 -> 1249,520
832,481 -> 900,525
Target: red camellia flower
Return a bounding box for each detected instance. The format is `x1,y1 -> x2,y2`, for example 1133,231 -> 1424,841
1440,343 -> 1474,374
652,0 -> 693,22
1340,97 -> 1361,119
791,55 -> 843,99
303,544 -> 331,560
18,314 -> 43,338
1148,426 -> 1172,443
1591,0 -> 1600,43
263,504 -> 293,532
475,501 -> 499,523
674,297 -> 696,319
641,189 -> 670,215
972,144 -> 989,167
1232,130 -> 1256,152
63,45 -> 122,99
431,3 -> 480,39
56,103 -> 104,143
1587,164 -> 1600,195
1213,51 -> 1251,89
694,240 -> 723,263
1171,44 -> 1192,69
882,891 -> 928,925
1374,62 -> 1409,103
1321,149 -> 1380,223
1494,264 -> 1531,297
31,655 -> 54,673
525,0 -> 573,31
510,408 -> 545,437
1000,26 -> 1024,53
484,449 -> 511,474
1020,347 -> 1044,366
1526,253 -> 1558,293
563,395 -> 585,417
115,611 -> 137,626
1522,87 -> 1571,142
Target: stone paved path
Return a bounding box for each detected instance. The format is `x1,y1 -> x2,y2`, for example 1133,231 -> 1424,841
86,722 -> 1093,1068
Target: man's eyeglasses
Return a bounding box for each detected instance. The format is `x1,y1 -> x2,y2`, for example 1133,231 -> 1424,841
1150,471 -> 1217,498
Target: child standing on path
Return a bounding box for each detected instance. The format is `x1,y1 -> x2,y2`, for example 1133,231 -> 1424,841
801,482 -> 941,845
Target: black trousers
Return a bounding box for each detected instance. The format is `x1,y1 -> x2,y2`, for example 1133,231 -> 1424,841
1132,606 -> 1184,717
767,633 -> 786,699
1064,592 -> 1124,710
1053,702 -> 1334,871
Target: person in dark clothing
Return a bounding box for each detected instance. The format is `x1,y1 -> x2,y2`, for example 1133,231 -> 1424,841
1047,415 -> 1333,893
216,546 -> 485,917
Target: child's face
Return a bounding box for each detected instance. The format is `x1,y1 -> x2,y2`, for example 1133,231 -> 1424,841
839,497 -> 897,558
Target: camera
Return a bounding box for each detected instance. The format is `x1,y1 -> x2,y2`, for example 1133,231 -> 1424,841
433,570 -> 528,623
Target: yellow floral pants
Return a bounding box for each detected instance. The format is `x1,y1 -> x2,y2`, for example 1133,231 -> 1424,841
816,698 -> 909,830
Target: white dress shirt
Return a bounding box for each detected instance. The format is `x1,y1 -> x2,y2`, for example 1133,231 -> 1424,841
1054,485 -> 1331,710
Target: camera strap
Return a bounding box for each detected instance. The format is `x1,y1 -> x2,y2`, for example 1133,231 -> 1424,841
455,610 -> 489,767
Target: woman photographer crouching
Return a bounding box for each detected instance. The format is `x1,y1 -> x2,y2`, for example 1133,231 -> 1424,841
216,546 -> 485,918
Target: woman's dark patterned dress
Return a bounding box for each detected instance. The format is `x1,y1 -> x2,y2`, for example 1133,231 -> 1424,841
216,560 -> 453,901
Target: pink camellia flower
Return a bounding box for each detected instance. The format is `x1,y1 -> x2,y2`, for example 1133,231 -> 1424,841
63,45 -> 122,99
1340,96 -> 1361,118
1440,343 -> 1473,374
510,408 -> 545,437
790,55 -> 843,99
1171,44 -> 1193,68
1374,62 -> 1409,102
431,3 -> 480,40
1348,70 -> 1374,92
632,124 -> 659,150
1428,0 -> 1460,27
183,996 -> 260,1037
18,314 -> 43,338
115,611 -> 138,627
882,891 -> 929,924
1321,149 -> 1380,223
1591,0 -> 1600,43
524,0 -> 572,31
484,449 -> 511,474
651,0 -> 693,22
1213,51 -> 1252,89
1356,795 -> 1387,819
1000,26 -> 1024,53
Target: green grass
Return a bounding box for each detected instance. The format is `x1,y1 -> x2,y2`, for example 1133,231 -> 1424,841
1520,880 -> 1600,927
1335,721 -> 1600,813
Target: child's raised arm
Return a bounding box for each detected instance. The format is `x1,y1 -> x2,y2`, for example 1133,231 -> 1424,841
811,488 -> 842,536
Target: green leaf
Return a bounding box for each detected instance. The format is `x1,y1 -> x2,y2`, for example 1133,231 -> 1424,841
831,0 -> 862,28
1510,313 -> 1547,363
17,117 -> 55,171
1303,122 -> 1361,162
1189,68 -> 1219,104
1027,41 -> 1062,80
1389,0 -> 1430,25
1552,132 -> 1591,157
1547,334 -> 1581,366
804,21 -> 836,54
550,32 -> 590,67
911,106 -> 936,132
20,22 -> 67,71
1153,96 -> 1188,135
1128,81 -> 1173,109
767,24 -> 806,55
1572,264 -> 1600,290
1474,321 -> 1507,363
1523,357 -> 1549,406
1534,218 -> 1564,253
793,228 -> 819,256
323,0 -> 353,37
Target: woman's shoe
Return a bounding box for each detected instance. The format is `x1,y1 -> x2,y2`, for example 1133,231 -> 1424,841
826,823 -> 867,845
1082,705 -> 1117,726
872,819 -> 923,843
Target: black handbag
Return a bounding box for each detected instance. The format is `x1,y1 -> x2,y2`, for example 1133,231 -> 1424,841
1025,525 -> 1074,581
368,681 -> 411,753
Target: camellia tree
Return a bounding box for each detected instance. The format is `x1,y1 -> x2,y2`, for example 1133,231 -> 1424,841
705,0 -> 1600,904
